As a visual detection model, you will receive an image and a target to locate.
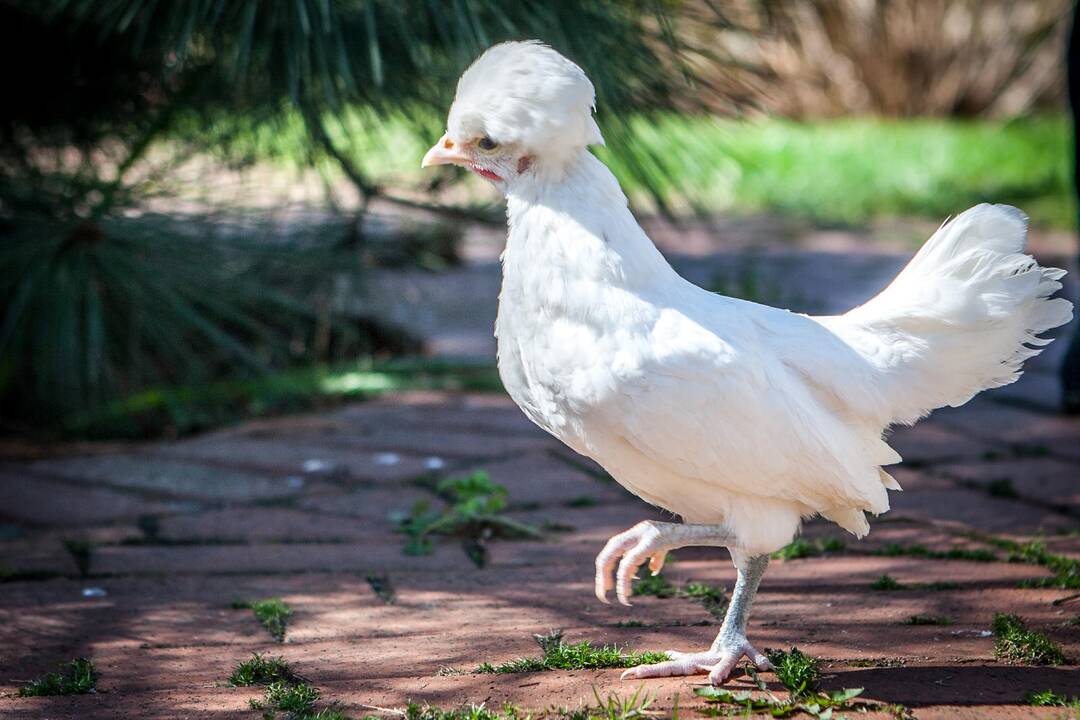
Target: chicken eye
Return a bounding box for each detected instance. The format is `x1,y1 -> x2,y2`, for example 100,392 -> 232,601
478,136 -> 498,151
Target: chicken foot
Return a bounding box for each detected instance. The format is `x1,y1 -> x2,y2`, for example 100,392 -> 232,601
594,521 -> 770,684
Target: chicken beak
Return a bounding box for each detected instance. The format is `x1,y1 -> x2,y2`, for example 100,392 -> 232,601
421,133 -> 469,168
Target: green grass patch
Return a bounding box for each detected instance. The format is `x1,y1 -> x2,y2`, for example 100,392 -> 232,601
70,358 -> 504,440
872,543 -> 997,563
604,115 -> 1072,228
767,647 -> 820,697
403,687 -> 655,720
680,581 -> 727,618
631,572 -> 676,598
395,470 -> 542,564
232,598 -> 292,642
218,111 -> 1073,229
564,495 -> 599,508
772,537 -> 846,560
1027,689 -> 1080,708
475,630 -> 668,674
903,615 -> 952,626
18,657 -> 97,697
631,572 -> 727,617
263,680 -> 320,714
229,653 -> 296,686
995,539 -> 1080,589
698,648 -> 869,718
228,655 -> 354,719
991,613 -> 1065,665
870,574 -> 905,591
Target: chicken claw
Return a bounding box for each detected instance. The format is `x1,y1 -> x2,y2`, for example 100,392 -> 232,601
594,521 -> 673,605
621,639 -> 771,685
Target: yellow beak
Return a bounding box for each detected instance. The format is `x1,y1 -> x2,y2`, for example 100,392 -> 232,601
421,133 -> 469,168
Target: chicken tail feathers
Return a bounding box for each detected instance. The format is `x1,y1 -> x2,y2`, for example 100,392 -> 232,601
821,507 -> 870,538
842,204 -> 1073,425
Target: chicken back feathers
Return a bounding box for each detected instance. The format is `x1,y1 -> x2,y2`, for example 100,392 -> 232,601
495,153 -> 1071,555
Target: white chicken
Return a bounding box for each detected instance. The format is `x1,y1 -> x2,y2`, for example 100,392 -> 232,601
421,41 -> 1073,684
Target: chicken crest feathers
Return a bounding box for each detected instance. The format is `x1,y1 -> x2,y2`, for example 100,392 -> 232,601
448,40 -> 604,156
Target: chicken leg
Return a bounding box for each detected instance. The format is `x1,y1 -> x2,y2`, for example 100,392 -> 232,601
595,521 -> 771,684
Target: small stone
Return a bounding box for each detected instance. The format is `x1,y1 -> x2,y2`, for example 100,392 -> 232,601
424,456 -> 446,470
374,452 -> 401,466
81,587 -> 107,598
302,459 -> 333,473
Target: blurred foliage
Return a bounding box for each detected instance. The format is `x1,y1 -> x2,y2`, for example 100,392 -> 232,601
606,115 -> 1072,226
0,213 -> 415,431
205,110 -> 1073,229
2,0 -> 691,214
64,358 -> 500,440
0,1 -> 689,435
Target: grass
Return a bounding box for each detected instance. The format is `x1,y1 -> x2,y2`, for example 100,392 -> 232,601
631,572 -> 676,598
871,543 -> 997,563
631,572 -> 727,617
264,680 -> 320,714
395,470 -> 542,564
72,358 -> 504,440
232,598 -> 293,642
697,648 -> 869,718
228,655 -> 353,719
903,615 -> 953,626
18,658 -> 97,696
767,647 -> 820,697
606,115 -> 1072,227
229,654 -> 296,686
772,537 -> 846,561
991,613 -> 1065,665
402,687 -> 656,720
475,630 -> 668,674
993,539 -> 1080,590
870,574 -> 905,591
680,582 -> 727,618
1027,689 -> 1080,708
214,111 -> 1074,229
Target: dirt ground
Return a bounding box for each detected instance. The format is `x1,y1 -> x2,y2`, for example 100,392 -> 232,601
1,370 -> 1079,718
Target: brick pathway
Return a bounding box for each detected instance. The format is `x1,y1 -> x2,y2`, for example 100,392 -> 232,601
1,370 -> 1078,718
2,228 -> 1080,718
